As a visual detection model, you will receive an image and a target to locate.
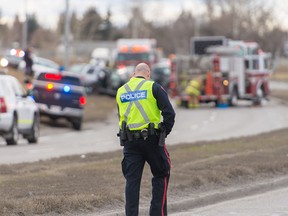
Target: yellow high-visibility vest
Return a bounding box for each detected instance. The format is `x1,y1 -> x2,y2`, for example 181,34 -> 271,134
185,80 -> 201,96
116,77 -> 161,130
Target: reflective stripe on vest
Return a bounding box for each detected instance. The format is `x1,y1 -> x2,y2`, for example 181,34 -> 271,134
123,80 -> 150,128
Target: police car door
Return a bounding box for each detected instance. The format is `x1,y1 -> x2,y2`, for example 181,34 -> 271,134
10,78 -> 34,130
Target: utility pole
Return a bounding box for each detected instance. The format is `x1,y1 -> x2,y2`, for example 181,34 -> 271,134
64,0 -> 70,69
22,0 -> 28,49
131,0 -> 142,38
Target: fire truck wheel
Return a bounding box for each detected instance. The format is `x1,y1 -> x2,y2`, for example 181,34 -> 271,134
253,87 -> 264,106
182,100 -> 189,109
228,89 -> 238,107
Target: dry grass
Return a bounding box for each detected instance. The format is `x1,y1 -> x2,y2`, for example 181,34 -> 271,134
271,89 -> 288,102
271,72 -> 288,82
1,128 -> 288,215
271,64 -> 288,81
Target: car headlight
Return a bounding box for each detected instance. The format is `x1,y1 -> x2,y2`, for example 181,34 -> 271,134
0,58 -> 9,67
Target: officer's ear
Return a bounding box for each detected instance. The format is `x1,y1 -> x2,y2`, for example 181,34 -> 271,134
147,70 -> 151,80
147,73 -> 150,80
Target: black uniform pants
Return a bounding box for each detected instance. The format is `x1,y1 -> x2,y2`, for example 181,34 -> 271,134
121,135 -> 171,216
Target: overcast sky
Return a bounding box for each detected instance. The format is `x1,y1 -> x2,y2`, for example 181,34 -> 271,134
0,0 -> 288,30
0,0 -> 207,28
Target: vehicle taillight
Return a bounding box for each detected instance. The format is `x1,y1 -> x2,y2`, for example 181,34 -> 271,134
47,83 -> 54,90
27,82 -> 33,90
79,96 -> 86,106
0,97 -> 7,113
118,64 -> 126,69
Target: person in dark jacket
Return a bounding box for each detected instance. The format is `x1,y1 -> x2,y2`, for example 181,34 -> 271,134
24,48 -> 34,79
116,63 -> 175,216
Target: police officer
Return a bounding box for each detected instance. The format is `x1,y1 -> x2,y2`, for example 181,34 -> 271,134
116,63 -> 175,216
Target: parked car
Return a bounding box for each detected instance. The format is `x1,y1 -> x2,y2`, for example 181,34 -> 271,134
18,56 -> 59,78
109,66 -> 131,89
31,72 -> 86,130
151,61 -> 171,91
1,48 -> 25,68
0,71 -> 40,145
98,66 -> 134,96
69,63 -> 102,93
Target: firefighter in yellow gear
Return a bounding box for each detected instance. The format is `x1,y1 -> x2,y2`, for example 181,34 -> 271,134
185,77 -> 202,108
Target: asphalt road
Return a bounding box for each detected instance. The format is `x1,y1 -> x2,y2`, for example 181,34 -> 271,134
0,97 -> 288,164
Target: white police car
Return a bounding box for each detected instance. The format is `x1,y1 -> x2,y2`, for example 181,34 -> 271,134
0,71 -> 40,145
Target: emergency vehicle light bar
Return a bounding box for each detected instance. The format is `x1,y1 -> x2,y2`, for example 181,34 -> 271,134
119,45 -> 148,53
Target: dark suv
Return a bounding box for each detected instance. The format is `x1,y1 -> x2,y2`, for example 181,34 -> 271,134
31,72 -> 86,130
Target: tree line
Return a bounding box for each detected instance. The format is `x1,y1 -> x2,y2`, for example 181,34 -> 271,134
0,0 -> 287,57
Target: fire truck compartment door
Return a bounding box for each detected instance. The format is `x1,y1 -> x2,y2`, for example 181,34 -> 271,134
233,57 -> 245,96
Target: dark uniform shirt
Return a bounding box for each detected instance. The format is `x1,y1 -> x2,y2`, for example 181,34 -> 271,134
152,81 -> 175,135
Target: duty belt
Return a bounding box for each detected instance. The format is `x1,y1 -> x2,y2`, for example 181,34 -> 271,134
127,128 -> 159,141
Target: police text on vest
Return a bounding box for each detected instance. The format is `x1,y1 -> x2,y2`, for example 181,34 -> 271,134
120,90 -> 147,103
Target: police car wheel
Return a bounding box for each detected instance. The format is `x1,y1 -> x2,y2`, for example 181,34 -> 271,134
6,116 -> 19,145
71,118 -> 82,131
27,114 -> 40,144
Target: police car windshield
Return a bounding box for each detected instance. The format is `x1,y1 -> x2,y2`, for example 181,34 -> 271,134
38,73 -> 81,86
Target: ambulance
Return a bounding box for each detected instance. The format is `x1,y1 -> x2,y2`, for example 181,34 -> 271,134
115,38 -> 159,68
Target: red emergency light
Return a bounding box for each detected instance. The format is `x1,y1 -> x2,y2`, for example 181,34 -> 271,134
45,73 -> 62,81
120,45 -> 148,53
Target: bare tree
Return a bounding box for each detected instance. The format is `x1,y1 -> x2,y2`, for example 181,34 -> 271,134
0,9 -> 9,47
10,15 -> 22,45
78,7 -> 102,40
127,5 -> 152,38
30,28 -> 58,49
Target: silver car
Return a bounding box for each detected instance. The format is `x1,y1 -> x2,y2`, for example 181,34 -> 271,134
0,72 -> 40,145
69,63 -> 102,93
18,56 -> 59,78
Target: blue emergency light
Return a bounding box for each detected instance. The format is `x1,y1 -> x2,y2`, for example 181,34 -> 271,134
63,85 -> 71,93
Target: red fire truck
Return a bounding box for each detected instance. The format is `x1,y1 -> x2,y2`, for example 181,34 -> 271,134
170,38 -> 271,107
115,38 -> 159,68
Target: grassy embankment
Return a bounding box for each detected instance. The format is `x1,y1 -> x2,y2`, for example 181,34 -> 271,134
1,128 -> 288,215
